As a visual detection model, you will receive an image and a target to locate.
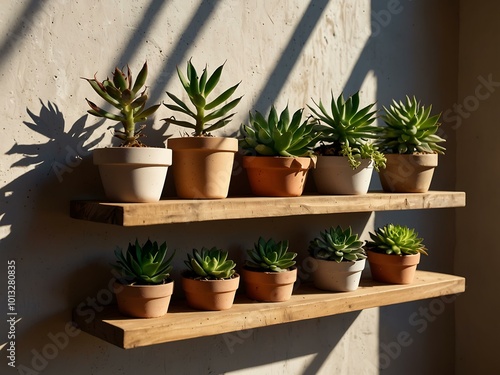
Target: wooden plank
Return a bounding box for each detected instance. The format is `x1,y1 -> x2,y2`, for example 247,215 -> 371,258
70,191 -> 466,226
72,271 -> 465,349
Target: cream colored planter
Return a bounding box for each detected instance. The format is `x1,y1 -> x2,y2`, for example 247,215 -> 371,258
313,156 -> 374,195
168,137 -> 237,199
93,147 -> 172,203
378,153 -> 438,193
309,257 -> 366,292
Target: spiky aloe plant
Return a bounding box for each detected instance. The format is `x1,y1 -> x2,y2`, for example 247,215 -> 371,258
380,96 -> 446,154
308,225 -> 366,263
239,105 -> 318,157
365,224 -> 428,256
83,62 -> 160,147
246,237 -> 297,272
185,247 -> 236,280
113,239 -> 175,285
308,92 -> 385,170
163,60 -> 242,136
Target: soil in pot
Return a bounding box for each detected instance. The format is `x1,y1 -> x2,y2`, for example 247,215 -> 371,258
241,266 -> 297,302
113,280 -> 174,318
181,273 -> 240,311
309,258 -> 366,292
242,156 -> 314,197
378,153 -> 438,193
367,250 -> 420,284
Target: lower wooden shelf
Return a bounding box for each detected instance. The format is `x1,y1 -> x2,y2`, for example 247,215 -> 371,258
72,271 -> 465,349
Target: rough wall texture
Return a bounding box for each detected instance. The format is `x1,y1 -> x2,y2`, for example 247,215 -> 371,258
456,1 -> 500,374
0,1 -> 459,374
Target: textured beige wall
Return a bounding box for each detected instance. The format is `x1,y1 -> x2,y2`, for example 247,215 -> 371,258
0,1 -> 459,374
456,1 -> 500,374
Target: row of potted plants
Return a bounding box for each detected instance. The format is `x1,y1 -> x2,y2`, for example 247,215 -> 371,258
83,60 -> 446,202
112,223 -> 428,318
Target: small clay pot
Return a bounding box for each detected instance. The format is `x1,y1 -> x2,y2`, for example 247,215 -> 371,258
181,273 -> 240,311
367,250 -> 421,284
241,266 -> 297,302
309,258 -> 366,292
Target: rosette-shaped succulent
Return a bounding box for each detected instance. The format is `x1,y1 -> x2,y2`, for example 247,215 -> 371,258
185,247 -> 236,280
366,224 -> 428,255
246,237 -> 297,272
380,96 -> 446,155
308,225 -> 366,263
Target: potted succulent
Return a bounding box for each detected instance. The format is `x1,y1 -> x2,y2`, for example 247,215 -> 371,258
181,247 -> 239,310
163,60 -> 242,198
308,225 -> 367,292
83,62 -> 172,202
239,105 -> 318,197
112,239 -> 175,318
365,223 -> 428,284
241,237 -> 297,302
308,92 -> 386,195
377,96 -> 446,193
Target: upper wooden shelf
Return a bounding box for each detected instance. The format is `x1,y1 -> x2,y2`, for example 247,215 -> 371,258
70,191 -> 466,226
72,270 -> 465,349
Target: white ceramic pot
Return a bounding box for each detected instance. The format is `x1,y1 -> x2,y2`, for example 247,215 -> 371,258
310,257 -> 366,292
313,156 -> 373,195
93,147 -> 172,202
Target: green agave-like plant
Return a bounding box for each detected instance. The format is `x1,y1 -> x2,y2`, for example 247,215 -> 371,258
113,239 -> 175,285
308,225 -> 366,263
185,247 -> 236,280
380,96 -> 446,154
163,60 -> 242,136
308,91 -> 385,170
246,237 -> 297,272
83,62 -> 160,147
239,105 -> 318,157
365,224 -> 428,256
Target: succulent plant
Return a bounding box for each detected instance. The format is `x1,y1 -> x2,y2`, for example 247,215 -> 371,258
308,92 -> 386,170
308,225 -> 366,263
113,239 -> 175,285
185,247 -> 236,280
379,96 -> 446,154
239,105 -> 318,157
365,223 -> 428,256
83,62 -> 160,147
163,60 -> 242,136
246,237 -> 297,272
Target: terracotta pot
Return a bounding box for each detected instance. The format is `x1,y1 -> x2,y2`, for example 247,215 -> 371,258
313,156 -> 373,195
113,280 -> 174,318
378,153 -> 438,193
93,147 -> 172,203
181,273 -> 240,311
167,137 -> 237,199
309,258 -> 366,292
241,266 -> 297,302
242,156 -> 314,197
367,250 -> 420,284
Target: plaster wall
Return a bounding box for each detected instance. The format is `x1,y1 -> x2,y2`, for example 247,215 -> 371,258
0,1 -> 459,374
455,1 -> 500,374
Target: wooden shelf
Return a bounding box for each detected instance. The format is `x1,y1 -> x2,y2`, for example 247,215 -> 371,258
70,191 -> 466,226
72,271 -> 465,349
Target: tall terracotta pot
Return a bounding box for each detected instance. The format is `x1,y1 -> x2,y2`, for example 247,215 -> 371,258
93,147 -> 172,203
241,267 -> 297,302
367,250 -> 420,284
242,156 -> 314,197
113,280 -> 174,318
313,156 -> 374,195
378,153 -> 438,193
309,258 -> 366,292
181,273 -> 240,311
168,137 -> 237,199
